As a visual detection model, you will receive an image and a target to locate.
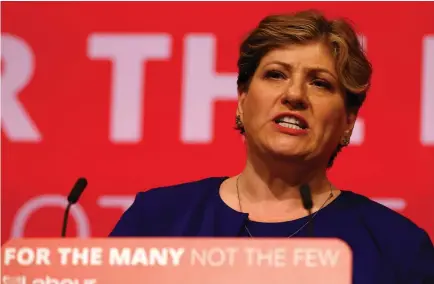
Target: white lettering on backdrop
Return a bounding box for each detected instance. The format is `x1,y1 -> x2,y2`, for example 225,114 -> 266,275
181,34 -> 238,143
1,33 -> 41,142
421,35 -> 434,145
10,195 -> 90,238
87,34 -> 172,143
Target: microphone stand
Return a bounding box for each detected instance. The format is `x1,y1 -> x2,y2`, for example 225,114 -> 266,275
62,177 -> 88,237
61,203 -> 72,237
300,184 -> 314,237
307,207 -> 314,237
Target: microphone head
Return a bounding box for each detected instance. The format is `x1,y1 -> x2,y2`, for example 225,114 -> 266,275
67,177 -> 88,204
299,184 -> 313,210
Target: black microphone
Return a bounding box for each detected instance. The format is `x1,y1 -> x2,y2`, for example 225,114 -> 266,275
62,177 -> 88,237
299,184 -> 314,237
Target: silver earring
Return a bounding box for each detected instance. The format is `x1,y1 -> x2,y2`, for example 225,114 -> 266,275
235,115 -> 243,129
235,115 -> 245,134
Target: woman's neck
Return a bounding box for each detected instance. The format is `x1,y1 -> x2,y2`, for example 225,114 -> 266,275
240,151 -> 331,203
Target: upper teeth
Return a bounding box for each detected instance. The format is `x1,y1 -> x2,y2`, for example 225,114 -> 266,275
279,116 -> 303,127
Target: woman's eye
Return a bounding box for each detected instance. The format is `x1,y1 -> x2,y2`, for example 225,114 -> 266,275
312,79 -> 333,90
264,70 -> 286,80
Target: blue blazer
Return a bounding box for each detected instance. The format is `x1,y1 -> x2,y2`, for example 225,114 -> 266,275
110,177 -> 434,284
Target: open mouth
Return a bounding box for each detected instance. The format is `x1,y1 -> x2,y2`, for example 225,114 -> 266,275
274,114 -> 308,130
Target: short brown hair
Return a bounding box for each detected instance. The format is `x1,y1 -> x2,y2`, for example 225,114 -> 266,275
236,10 -> 373,167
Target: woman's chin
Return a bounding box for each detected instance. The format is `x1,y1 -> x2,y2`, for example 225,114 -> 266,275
249,135 -> 313,159
265,143 -> 311,160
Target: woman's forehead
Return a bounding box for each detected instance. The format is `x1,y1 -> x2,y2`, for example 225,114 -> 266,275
259,42 -> 337,74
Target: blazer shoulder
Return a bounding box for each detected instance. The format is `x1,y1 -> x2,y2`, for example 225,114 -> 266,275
345,191 -> 434,281
347,191 -> 426,233
136,176 -> 225,202
109,176 -> 226,236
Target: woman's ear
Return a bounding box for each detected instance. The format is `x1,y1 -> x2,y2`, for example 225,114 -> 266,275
346,112 -> 357,133
341,111 -> 358,146
237,88 -> 247,119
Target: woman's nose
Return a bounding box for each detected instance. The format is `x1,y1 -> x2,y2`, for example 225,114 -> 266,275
281,78 -> 308,110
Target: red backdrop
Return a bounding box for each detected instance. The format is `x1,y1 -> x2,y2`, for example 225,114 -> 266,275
1,2 -> 434,243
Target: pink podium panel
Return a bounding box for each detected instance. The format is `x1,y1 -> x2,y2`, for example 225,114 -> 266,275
1,238 -> 352,284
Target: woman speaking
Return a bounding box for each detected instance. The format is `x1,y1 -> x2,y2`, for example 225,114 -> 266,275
110,10 -> 434,283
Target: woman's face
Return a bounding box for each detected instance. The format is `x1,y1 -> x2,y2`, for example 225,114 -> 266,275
238,41 -> 356,165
